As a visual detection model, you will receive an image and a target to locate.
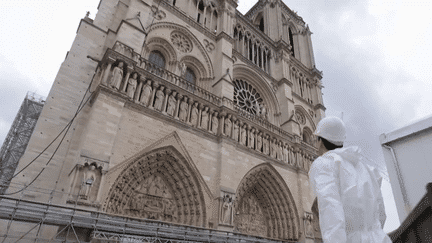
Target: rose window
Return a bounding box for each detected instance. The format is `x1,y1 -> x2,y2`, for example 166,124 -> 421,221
233,79 -> 264,115
170,31 -> 192,53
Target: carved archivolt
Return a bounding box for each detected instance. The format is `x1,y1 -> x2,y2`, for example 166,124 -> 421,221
148,22 -> 214,78
180,56 -> 207,79
234,163 -> 300,240
104,147 -> 207,227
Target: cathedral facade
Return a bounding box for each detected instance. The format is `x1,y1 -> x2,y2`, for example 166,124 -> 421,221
2,0 -> 325,242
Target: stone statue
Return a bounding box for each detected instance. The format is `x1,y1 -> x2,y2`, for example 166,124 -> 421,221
166,91 -> 177,116
305,213 -> 314,238
240,124 -> 247,146
295,149 -> 302,168
256,132 -> 263,152
211,112 -> 219,134
263,135 -> 270,155
277,141 -> 283,161
140,80 -> 152,107
270,138 -> 277,159
110,62 -> 124,90
232,120 -> 239,141
201,107 -> 209,130
126,73 -> 138,99
255,102 -> 261,116
289,146 -> 295,165
154,86 -> 165,111
179,61 -> 187,76
260,104 -> 268,120
283,143 -> 289,163
248,128 -> 255,149
179,97 -> 189,121
190,102 -> 199,126
224,114 -> 232,137
221,195 -> 233,225
80,165 -> 97,200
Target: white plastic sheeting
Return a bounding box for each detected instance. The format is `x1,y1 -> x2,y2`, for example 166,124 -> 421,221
309,146 -> 392,243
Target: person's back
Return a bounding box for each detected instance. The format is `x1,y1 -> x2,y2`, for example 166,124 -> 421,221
309,116 -> 392,243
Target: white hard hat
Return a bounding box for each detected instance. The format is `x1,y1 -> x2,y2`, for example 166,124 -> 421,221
314,116 -> 346,146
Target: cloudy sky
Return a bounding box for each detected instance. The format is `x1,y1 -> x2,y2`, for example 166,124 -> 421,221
2,0 -> 432,233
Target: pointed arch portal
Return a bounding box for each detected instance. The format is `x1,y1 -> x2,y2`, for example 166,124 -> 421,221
235,163 -> 300,241
104,146 -> 207,227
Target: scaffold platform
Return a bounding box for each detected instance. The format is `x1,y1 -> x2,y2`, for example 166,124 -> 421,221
0,196 -> 298,243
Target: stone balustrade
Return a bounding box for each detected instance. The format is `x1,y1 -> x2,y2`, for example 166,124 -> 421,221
94,42 -> 317,172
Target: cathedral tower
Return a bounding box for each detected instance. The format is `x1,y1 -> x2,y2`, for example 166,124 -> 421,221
1,1 -> 325,242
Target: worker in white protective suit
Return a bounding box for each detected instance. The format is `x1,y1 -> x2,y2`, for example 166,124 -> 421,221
309,116 -> 392,243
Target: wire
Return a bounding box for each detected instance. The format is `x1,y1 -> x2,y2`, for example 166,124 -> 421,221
12,58 -> 100,179
3,92 -> 95,196
4,56 -> 100,195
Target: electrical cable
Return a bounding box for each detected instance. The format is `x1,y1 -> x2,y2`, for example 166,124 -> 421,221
4,56 -> 100,195
13,91 -> 93,178
3,92 -> 95,196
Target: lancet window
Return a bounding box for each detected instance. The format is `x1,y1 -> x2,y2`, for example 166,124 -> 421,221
233,26 -> 271,74
291,67 -> 314,104
289,28 -> 295,57
282,15 -> 296,57
193,0 -> 218,32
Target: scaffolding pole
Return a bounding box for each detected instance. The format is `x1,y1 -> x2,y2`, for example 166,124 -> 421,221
0,92 -> 45,195
0,195 -> 298,243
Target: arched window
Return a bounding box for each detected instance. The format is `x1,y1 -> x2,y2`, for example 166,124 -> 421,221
197,1 -> 205,23
185,67 -> 196,85
303,128 -> 312,145
289,28 -> 295,57
149,50 -> 165,68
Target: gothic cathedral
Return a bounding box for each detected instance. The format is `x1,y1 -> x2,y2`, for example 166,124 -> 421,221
3,0 -> 325,242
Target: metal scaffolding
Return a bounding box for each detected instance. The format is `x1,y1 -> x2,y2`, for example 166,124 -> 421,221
0,92 -> 45,195
0,194 -> 298,243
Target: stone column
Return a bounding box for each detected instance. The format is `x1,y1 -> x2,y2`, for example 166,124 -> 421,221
149,82 -> 159,109
251,42 -> 255,63
210,10 -> 213,30
101,57 -> 115,86
198,103 -> 203,127
203,6 -> 207,26
261,48 -> 264,69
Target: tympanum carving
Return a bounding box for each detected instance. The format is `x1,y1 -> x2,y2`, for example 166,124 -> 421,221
104,148 -> 207,227
234,194 -> 267,236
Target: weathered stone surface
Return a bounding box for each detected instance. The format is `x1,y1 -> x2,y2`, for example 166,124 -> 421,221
2,0 -> 325,242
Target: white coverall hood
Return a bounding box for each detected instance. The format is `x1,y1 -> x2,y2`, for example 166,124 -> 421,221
309,146 -> 391,243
